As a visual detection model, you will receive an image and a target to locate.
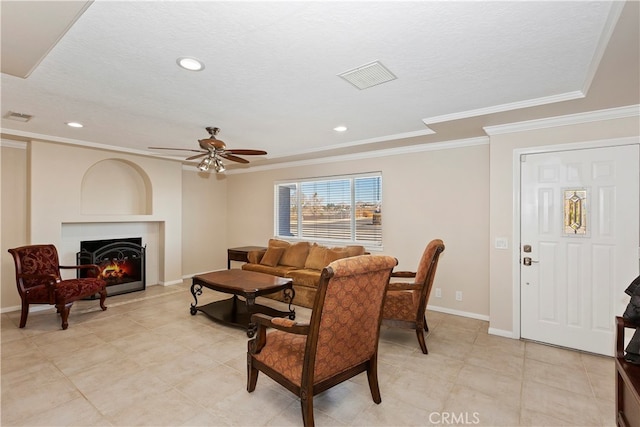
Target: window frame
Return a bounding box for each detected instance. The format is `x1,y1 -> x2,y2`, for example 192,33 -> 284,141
273,172 -> 382,249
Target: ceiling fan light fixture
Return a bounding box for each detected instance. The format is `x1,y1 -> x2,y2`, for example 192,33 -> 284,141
214,157 -> 226,173
197,156 -> 213,171
177,57 -> 205,71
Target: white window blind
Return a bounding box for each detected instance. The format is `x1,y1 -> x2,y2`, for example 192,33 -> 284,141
275,172 -> 382,246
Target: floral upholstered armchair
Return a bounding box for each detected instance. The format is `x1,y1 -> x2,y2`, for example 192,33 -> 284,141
247,254 -> 397,427
8,244 -> 108,330
382,239 -> 445,354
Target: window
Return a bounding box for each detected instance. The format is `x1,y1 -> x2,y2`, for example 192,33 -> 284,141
275,172 -> 382,247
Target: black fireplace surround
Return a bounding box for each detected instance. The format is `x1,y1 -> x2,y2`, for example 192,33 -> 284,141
77,237 -> 146,296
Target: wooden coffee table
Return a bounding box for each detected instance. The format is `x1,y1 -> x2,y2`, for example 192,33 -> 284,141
190,269 -> 295,337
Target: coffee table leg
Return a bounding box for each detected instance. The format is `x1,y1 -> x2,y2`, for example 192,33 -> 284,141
245,292 -> 257,338
190,283 -> 203,315
284,287 -> 296,320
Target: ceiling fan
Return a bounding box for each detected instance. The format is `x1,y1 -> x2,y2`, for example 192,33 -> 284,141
149,127 -> 267,172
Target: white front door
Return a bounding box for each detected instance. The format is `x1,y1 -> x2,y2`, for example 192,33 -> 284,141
520,144 -> 639,355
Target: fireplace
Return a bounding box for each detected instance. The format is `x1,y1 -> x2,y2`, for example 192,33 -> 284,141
77,237 -> 146,296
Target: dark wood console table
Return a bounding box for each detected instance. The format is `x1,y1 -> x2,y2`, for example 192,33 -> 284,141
616,316 -> 640,427
190,269 -> 294,337
227,246 -> 266,269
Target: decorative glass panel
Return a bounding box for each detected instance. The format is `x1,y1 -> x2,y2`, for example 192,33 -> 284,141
563,189 -> 587,236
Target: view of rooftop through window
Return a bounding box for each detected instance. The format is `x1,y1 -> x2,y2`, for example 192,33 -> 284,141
275,173 -> 382,246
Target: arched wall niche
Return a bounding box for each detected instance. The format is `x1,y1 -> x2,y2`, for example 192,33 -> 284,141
81,159 -> 152,215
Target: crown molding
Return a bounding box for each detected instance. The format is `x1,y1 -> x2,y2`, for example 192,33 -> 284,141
423,91 -> 585,125
483,104 -> 640,135
226,136 -> 489,174
0,139 -> 28,149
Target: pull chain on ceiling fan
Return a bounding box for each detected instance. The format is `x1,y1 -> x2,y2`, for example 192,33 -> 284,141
149,127 -> 267,172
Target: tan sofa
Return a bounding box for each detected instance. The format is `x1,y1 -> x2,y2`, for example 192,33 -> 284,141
241,239 -> 366,308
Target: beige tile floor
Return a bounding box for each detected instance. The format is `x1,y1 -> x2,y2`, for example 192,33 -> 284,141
1,281 -> 616,426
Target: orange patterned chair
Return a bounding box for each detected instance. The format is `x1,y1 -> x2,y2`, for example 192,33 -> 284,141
8,244 -> 107,330
247,255 -> 397,427
382,239 -> 445,354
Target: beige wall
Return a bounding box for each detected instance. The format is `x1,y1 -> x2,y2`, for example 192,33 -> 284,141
1,144 -> 28,309
181,170 -> 228,275
488,115 -> 640,334
226,142 -> 491,317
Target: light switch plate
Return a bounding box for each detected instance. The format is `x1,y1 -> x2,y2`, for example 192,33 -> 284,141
495,238 -> 508,249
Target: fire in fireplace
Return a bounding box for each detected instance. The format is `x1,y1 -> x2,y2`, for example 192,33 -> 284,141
77,237 -> 146,296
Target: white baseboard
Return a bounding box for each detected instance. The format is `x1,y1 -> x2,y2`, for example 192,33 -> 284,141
426,304 -> 490,322
488,327 -> 516,339
159,279 -> 185,286
1,304 -> 51,314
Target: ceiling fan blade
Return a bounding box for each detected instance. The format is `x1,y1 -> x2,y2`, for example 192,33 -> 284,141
220,153 -> 250,164
226,149 -> 267,155
186,153 -> 209,161
149,147 -> 205,153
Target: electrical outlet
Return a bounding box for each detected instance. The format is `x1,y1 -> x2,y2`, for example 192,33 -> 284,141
455,291 -> 463,301
435,288 -> 442,298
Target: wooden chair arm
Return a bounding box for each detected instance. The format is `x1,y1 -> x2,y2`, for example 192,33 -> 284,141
18,273 -> 58,285
249,313 -> 310,354
250,313 -> 310,335
387,282 -> 421,291
18,273 -> 58,303
391,271 -> 416,278
60,264 -> 101,276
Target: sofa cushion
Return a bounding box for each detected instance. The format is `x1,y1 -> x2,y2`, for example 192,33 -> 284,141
324,247 -> 347,265
242,263 -> 298,277
280,241 -> 310,268
345,245 -> 366,257
304,243 -> 328,270
247,250 -> 266,264
260,247 -> 286,267
269,238 -> 291,249
285,269 -> 323,289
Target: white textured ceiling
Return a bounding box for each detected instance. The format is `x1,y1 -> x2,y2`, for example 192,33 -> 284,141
1,1 -> 638,169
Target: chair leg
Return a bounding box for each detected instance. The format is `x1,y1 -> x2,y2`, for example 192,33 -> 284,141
424,316 -> 429,332
99,289 -> 107,311
416,328 -> 428,354
300,390 -> 315,427
247,357 -> 259,392
366,354 -> 382,404
19,300 -> 29,328
57,302 -> 72,330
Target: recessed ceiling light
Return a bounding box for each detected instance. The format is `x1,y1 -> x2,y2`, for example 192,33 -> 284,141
177,57 -> 205,71
333,126 -> 348,132
66,122 -> 83,128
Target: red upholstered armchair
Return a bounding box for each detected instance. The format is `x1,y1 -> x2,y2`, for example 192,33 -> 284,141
382,239 -> 445,354
8,244 -> 107,330
247,255 -> 397,427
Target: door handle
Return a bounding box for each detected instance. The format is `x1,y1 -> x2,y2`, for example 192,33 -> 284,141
523,257 -> 539,266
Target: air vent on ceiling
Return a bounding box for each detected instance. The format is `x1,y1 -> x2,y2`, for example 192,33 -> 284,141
4,111 -> 33,122
338,61 -> 397,90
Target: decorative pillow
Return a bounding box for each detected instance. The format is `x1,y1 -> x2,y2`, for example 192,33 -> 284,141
259,247 -> 286,267
324,248 -> 348,265
304,243 -> 328,270
280,241 -> 311,268
345,245 -> 366,257
247,250 -> 265,264
268,238 -> 290,249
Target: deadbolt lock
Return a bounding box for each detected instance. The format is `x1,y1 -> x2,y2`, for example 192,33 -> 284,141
523,245 -> 532,253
